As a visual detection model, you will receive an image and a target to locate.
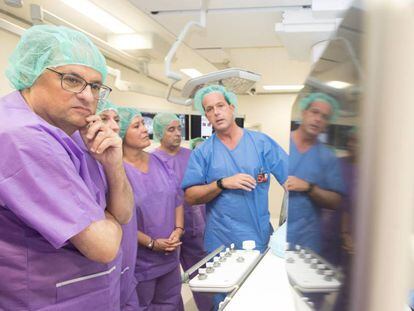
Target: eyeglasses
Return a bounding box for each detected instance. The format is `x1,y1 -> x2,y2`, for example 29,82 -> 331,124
46,68 -> 112,100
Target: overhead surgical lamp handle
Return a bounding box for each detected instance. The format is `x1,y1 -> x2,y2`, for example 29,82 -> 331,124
164,17 -> 206,80
164,0 -> 207,104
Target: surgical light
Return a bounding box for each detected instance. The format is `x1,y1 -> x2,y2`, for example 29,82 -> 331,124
181,68 -> 261,100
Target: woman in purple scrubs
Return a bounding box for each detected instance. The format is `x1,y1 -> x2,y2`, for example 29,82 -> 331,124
119,107 -> 185,310
96,101 -> 140,310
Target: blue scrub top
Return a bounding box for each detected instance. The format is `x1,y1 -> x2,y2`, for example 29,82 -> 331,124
287,136 -> 344,253
182,129 -> 288,253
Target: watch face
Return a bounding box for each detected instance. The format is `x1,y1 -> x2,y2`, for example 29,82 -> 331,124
147,240 -> 154,249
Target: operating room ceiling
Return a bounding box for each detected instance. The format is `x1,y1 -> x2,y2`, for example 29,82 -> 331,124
0,0 -> 354,94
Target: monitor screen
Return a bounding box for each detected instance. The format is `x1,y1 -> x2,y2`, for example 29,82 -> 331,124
191,115 -> 244,139
235,117 -> 245,128
291,121 -> 353,150
141,112 -> 156,140
142,112 -> 189,140
178,114 -> 190,140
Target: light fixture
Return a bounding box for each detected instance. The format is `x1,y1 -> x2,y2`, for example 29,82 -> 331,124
4,0 -> 23,8
326,80 -> 352,89
180,68 -> 203,79
61,0 -> 134,34
262,85 -> 304,92
107,34 -> 152,50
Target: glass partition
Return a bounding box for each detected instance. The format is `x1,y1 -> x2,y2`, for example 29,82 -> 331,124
286,3 -> 362,310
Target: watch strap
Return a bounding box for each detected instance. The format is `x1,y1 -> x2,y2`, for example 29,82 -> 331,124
306,182 -> 315,194
217,178 -> 226,190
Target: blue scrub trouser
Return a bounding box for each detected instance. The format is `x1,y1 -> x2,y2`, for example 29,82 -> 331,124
213,293 -> 226,311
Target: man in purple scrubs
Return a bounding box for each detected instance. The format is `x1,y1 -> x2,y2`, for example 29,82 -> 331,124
0,25 -> 133,310
152,113 -> 211,311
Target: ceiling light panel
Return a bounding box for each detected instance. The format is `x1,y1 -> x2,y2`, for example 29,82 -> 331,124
180,68 -> 203,78
263,85 -> 304,91
326,80 -> 351,89
61,0 -> 135,34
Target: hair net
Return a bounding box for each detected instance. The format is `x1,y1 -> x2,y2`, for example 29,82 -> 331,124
6,25 -> 107,90
96,100 -> 119,115
299,92 -> 340,121
152,112 -> 180,142
189,137 -> 205,150
118,107 -> 142,139
193,84 -> 238,116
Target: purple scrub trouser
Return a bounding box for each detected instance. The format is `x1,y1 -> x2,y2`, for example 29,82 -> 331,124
136,266 -> 183,311
180,234 -> 213,311
122,289 -> 140,311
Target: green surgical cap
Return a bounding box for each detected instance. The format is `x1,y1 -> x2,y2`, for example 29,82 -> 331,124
6,25 -> 107,90
189,137 -> 205,150
193,84 -> 238,116
152,112 -> 180,142
96,100 -> 119,115
299,92 -> 340,121
118,107 -> 142,139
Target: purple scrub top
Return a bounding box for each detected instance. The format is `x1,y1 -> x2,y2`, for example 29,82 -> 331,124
0,91 -> 122,310
125,154 -> 181,282
153,147 -> 206,235
72,132 -> 138,308
120,164 -> 139,307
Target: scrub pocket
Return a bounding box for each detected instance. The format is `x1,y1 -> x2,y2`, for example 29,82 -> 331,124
56,265 -> 116,302
0,255 -> 27,309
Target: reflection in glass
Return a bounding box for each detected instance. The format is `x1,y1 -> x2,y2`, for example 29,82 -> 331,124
285,3 -> 362,310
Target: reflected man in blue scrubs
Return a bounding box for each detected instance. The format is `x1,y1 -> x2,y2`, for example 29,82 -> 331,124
182,85 -> 288,254
286,93 -> 344,255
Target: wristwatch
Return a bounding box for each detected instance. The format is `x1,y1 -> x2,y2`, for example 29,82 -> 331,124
217,178 -> 226,190
147,239 -> 154,250
306,182 -> 315,194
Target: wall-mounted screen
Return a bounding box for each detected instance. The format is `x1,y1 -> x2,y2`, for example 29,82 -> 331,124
141,112 -> 156,140
142,113 -> 189,140
235,117 -> 245,128
290,121 -> 354,150
191,115 -> 245,139
179,114 -> 190,140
